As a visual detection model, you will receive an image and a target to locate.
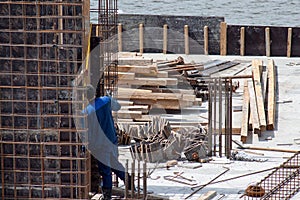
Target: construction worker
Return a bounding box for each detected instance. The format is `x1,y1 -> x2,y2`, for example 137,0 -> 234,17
84,83 -> 130,200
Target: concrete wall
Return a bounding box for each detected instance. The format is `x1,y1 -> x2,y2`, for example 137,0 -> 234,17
118,14 -> 224,55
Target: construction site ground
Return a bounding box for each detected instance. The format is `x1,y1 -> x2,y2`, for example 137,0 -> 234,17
110,54 -> 300,200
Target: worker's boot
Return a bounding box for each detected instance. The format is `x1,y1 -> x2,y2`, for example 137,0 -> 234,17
100,187 -> 112,200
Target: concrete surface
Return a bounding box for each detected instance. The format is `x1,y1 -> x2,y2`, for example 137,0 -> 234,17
117,54 -> 300,200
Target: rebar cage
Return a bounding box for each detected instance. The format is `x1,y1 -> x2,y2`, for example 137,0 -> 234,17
90,0 -> 118,96
0,1 -> 90,199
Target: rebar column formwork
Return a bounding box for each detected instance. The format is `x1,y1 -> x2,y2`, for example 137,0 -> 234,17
0,1 -> 90,199
90,0 -> 118,96
88,0 -> 118,192
208,78 -> 232,158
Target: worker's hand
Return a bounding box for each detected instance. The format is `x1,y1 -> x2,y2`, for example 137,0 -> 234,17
106,89 -> 112,96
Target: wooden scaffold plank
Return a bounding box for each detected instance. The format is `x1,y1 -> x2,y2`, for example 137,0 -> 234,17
267,59 -> 276,130
252,59 -> 267,132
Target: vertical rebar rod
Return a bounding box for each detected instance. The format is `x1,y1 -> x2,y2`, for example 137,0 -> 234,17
131,160 -> 135,198
137,160 -> 140,198
143,161 -> 147,199
208,81 -> 213,156
229,78 -> 233,152
125,159 -> 129,199
218,78 -> 223,157
225,79 -> 230,158
226,79 -> 231,158
213,78 -> 217,156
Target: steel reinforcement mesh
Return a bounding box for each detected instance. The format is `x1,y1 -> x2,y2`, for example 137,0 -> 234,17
0,1 -> 90,199
245,152 -> 300,200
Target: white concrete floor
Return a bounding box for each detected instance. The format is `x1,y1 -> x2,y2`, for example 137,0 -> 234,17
117,54 -> 300,200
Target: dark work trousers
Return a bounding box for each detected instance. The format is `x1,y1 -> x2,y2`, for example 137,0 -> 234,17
97,153 -> 126,189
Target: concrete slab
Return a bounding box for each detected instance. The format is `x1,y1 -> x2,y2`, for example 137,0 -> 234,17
117,53 -> 300,199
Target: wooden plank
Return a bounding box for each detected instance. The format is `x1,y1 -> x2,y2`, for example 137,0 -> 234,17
267,59 -> 275,130
117,58 -> 153,66
157,71 -> 169,78
113,110 -> 143,119
204,26 -> 209,55
118,77 -> 178,86
118,65 -> 157,74
117,100 -> 134,106
252,59 -> 267,132
265,27 -> 271,57
184,25 -> 190,55
163,24 -> 168,54
152,99 -> 181,110
248,80 -> 261,135
261,65 -> 268,103
241,80 -> 250,143
118,87 -> 153,95
197,191 -> 217,200
287,28 -> 292,57
118,92 -> 195,101
106,72 -> 135,80
240,27 -> 245,56
120,105 -> 149,114
220,22 -> 227,56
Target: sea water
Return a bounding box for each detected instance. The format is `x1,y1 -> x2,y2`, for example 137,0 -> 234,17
91,0 -> 300,27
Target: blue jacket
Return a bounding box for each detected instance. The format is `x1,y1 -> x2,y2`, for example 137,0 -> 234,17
84,96 -> 121,154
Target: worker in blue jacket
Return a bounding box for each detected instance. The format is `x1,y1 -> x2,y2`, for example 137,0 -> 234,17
84,84 -> 130,200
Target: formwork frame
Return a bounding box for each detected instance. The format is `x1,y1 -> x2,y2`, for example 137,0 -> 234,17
0,1 -> 90,199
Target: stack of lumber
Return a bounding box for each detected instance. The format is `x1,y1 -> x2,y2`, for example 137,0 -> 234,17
115,54 -> 202,123
156,57 -> 252,100
240,59 -> 276,142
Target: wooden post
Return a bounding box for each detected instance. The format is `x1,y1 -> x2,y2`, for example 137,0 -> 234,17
287,28 -> 292,57
204,26 -> 209,55
184,25 -> 189,55
139,23 -> 144,54
163,24 -> 168,54
240,27 -> 245,56
220,22 -> 227,56
265,27 -> 271,57
118,23 -> 123,52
